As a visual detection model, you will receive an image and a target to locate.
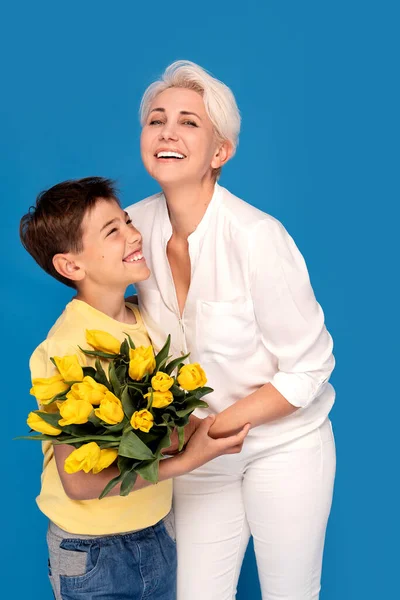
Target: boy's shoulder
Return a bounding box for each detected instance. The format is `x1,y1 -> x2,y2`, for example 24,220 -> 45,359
30,300 -> 89,378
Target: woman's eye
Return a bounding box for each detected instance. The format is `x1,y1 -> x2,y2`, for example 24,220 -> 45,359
182,120 -> 198,127
149,119 -> 163,125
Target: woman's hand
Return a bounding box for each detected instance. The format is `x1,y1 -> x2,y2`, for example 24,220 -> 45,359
180,415 -> 250,471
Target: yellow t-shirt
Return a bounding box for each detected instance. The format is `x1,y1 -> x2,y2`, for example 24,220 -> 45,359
29,299 -> 172,535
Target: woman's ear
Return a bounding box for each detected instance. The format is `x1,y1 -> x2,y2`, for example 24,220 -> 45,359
52,254 -> 85,283
211,140 -> 234,170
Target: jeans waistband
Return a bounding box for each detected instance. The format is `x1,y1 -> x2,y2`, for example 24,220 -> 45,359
48,509 -> 172,541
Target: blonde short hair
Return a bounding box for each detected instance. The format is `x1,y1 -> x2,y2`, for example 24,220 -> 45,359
140,60 -> 241,169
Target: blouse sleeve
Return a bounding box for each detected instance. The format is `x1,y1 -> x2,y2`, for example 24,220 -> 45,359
249,218 -> 335,408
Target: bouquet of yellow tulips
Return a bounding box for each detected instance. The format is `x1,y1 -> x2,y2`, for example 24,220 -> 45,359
21,331 -> 211,498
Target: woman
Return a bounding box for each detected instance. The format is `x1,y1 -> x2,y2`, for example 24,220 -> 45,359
127,60 -> 336,600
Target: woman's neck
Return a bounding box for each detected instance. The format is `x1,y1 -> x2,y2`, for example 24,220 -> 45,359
75,285 -> 136,324
163,178 -> 216,239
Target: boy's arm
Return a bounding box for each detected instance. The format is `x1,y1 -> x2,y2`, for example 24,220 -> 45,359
54,416 -> 250,500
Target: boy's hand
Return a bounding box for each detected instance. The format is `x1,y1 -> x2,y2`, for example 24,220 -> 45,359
162,415 -> 201,455
181,415 -> 250,471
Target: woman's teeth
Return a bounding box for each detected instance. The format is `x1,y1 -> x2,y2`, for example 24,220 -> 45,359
156,151 -> 185,159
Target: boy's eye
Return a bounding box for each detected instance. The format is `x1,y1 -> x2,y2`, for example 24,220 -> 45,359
126,218 -> 133,225
106,227 -> 118,237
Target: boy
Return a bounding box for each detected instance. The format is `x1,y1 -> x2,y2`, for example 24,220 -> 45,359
20,177 -> 249,600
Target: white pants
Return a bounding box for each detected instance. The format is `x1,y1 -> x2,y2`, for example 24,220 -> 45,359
173,419 -> 336,600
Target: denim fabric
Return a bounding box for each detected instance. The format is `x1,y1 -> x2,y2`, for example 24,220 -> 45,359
47,515 -> 177,600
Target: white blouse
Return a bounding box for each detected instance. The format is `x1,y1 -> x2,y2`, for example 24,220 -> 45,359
126,183 -> 335,447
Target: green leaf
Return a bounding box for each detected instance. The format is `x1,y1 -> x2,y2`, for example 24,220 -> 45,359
169,384 -> 186,398
53,434 -> 120,444
192,387 -> 213,400
88,412 -> 103,427
177,426 -> 185,451
136,458 -> 159,483
99,472 -> 124,499
14,434 -> 66,442
155,429 -> 172,458
127,381 -> 148,391
103,421 -> 126,433
96,441 -> 120,449
120,470 -> 138,496
43,389 -> 70,406
123,333 -> 136,350
146,388 -> 154,410
108,361 -> 121,396
118,430 -> 155,460
78,346 -> 120,360
32,411 -> 62,428
121,386 -> 135,419
94,358 -> 111,390
116,364 -> 127,383
119,339 -> 130,360
155,335 -> 171,371
82,366 -> 97,378
176,399 -> 209,417
164,353 -> 190,375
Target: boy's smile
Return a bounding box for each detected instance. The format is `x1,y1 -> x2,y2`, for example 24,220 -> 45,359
123,249 -> 144,263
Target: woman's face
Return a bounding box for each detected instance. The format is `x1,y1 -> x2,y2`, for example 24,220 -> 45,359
140,87 -> 225,188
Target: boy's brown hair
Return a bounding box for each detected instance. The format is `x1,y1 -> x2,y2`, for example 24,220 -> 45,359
20,176 -> 119,288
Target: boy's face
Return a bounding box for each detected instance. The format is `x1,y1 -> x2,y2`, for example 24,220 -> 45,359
70,198 -> 150,289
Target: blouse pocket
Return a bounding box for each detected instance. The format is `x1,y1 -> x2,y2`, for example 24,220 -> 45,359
197,298 -> 257,363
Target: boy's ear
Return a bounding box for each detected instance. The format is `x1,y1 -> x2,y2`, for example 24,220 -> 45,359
52,254 -> 85,283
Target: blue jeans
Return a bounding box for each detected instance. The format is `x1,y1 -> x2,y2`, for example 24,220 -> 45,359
47,514 -> 177,600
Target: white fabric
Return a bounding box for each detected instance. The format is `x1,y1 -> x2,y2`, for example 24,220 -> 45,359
126,183 -> 336,449
173,419 -> 336,600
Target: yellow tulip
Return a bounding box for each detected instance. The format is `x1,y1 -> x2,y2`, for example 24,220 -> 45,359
30,374 -> 69,404
64,442 -> 102,474
130,409 -> 154,433
129,346 -> 156,380
27,411 -> 62,435
53,355 -> 84,382
151,372 -> 174,392
92,448 -> 118,474
94,391 -> 124,425
144,390 -> 173,409
85,330 -> 121,354
177,363 -> 207,391
67,376 -> 109,406
58,396 -> 93,426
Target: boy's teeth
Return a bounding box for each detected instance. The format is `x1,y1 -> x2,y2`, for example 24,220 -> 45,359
157,151 -> 185,159
125,252 -> 143,262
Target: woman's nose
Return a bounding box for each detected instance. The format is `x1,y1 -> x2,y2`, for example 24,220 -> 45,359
159,121 -> 179,141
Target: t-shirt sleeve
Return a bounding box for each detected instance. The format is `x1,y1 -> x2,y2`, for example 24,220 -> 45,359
29,339 -> 86,380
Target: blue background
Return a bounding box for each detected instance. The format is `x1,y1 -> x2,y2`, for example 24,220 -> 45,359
2,1 -> 398,598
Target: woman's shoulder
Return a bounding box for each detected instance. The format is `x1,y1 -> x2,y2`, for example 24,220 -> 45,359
125,192 -> 163,217
218,185 -> 282,233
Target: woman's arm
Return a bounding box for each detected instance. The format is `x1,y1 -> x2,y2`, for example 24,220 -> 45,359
209,383 -> 297,438
209,218 -> 334,438
54,416 -> 250,500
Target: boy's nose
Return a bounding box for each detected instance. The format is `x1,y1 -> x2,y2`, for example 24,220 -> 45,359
128,225 -> 141,245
